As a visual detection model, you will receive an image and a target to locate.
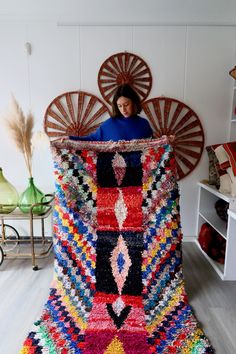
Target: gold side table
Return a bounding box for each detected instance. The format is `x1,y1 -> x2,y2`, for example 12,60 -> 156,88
0,194 -> 54,270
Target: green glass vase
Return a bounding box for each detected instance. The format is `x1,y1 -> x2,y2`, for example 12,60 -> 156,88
19,177 -> 46,214
0,167 -> 19,213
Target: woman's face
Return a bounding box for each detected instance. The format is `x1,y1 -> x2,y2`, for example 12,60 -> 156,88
117,96 -> 134,118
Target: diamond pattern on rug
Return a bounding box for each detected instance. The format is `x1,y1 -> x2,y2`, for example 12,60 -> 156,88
97,186 -> 143,231
95,231 -> 143,296
114,190 -> 128,229
97,151 -> 143,187
112,152 -> 127,186
110,234 -> 132,294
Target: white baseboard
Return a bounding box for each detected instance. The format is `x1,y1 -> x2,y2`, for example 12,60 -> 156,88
183,235 -> 196,242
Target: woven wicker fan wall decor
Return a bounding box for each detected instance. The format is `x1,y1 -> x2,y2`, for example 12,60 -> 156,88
142,97 -> 204,180
44,91 -> 110,139
44,51 -> 205,180
229,66 -> 236,80
97,51 -> 152,105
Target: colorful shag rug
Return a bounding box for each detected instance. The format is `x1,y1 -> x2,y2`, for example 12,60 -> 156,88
21,136 -> 214,354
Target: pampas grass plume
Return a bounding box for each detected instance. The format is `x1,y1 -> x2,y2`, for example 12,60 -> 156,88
5,95 -> 34,177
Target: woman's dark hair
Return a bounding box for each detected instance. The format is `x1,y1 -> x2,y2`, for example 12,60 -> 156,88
111,84 -> 142,117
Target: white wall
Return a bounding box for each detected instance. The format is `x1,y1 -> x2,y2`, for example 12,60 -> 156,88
1,0 -> 236,24
0,1 -> 236,237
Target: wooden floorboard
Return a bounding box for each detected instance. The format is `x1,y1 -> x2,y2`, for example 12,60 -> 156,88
0,242 -> 235,353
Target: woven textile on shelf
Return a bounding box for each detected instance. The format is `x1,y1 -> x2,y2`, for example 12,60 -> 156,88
21,136 -> 214,354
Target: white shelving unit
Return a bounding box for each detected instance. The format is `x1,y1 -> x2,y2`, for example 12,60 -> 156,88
229,80 -> 236,141
196,181 -> 236,280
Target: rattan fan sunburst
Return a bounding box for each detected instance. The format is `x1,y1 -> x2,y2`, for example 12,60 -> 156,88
142,97 -> 204,180
98,52 -> 152,105
229,66 -> 236,80
44,91 -> 110,140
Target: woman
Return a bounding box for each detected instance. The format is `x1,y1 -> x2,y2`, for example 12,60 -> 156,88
69,84 -> 153,141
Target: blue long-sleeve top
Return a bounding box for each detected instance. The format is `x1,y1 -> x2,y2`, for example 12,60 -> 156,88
69,115 -> 153,142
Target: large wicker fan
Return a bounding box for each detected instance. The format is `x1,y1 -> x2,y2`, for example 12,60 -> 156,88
44,91 -> 110,140
229,66 -> 236,80
142,97 -> 204,180
98,52 -> 152,105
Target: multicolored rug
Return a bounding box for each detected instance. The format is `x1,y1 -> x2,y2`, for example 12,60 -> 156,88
21,136 -> 214,354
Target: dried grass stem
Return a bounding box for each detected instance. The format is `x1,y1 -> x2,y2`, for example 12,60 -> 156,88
5,96 -> 34,177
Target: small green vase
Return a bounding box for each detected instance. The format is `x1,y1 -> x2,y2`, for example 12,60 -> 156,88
0,167 -> 19,213
19,177 -> 46,214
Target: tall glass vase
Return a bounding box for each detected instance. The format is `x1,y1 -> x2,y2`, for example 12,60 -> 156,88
19,177 -> 46,214
0,167 -> 19,213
